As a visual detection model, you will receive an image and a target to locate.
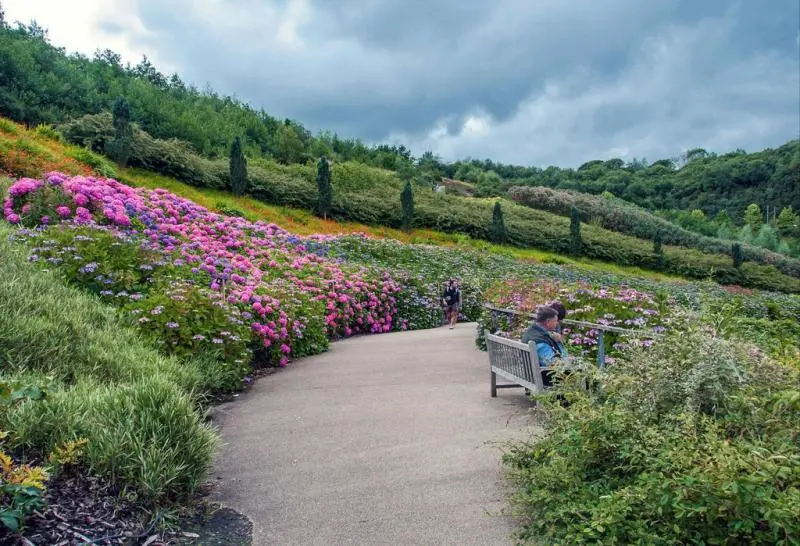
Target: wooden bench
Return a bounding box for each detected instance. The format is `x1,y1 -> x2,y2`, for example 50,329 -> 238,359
485,331 -> 546,397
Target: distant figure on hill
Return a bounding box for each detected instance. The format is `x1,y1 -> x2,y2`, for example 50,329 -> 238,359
521,306 -> 568,385
441,279 -> 461,330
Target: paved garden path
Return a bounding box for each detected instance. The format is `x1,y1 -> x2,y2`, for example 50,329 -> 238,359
209,322 -> 538,545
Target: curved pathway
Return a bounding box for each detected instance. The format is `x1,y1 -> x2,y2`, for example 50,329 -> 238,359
209,323 -> 538,545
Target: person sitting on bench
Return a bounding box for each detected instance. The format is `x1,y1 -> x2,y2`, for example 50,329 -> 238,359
521,306 -> 568,385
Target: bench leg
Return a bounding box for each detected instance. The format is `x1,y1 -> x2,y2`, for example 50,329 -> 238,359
491,370 -> 497,397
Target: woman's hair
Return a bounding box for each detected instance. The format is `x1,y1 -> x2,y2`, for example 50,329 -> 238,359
550,301 -> 566,321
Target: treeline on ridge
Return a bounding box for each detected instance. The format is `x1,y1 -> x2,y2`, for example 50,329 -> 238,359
0,20 -> 797,226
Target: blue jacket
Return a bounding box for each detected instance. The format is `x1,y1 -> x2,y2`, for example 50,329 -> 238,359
520,324 -> 567,367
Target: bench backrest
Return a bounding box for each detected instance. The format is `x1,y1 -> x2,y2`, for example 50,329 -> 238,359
485,332 -> 545,391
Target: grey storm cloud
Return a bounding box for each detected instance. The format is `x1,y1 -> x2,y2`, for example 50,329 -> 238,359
113,0 -> 798,166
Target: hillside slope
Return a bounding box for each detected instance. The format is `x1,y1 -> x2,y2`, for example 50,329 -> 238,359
2,116 -> 799,293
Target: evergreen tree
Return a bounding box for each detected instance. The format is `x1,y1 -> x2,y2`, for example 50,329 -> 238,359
753,224 -> 779,251
744,203 -> 763,233
316,156 -> 333,219
732,243 -> 743,268
274,123 -> 305,164
106,96 -> 133,166
488,201 -> 508,244
653,231 -> 665,269
400,180 -> 414,232
569,206 -> 583,256
229,136 -> 248,196
738,225 -> 755,244
776,206 -> 798,237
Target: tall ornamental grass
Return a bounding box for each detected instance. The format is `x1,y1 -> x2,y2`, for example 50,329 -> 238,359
0,223 -> 219,502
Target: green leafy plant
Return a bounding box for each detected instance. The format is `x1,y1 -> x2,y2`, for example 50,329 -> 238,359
0,381 -> 49,532
215,202 -> 245,217
502,325 -> 800,544
33,123 -> 63,142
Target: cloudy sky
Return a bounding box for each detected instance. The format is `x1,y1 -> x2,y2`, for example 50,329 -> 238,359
4,0 -> 799,166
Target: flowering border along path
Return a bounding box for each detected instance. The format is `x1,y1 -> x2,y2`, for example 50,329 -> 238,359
4,172 -> 409,369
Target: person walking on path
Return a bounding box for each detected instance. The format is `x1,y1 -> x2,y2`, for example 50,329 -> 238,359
441,279 -> 461,329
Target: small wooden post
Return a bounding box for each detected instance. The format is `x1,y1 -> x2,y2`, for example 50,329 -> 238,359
597,331 -> 605,368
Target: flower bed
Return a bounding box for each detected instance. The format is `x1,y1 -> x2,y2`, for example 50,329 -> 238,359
3,173 -> 415,378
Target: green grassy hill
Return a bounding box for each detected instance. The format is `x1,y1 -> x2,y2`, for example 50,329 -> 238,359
1,19 -> 797,255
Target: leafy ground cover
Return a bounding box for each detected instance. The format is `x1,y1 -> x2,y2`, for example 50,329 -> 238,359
503,322 -> 800,545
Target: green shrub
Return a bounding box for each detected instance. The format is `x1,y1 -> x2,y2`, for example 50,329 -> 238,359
214,201 -> 245,217
33,123 -> 63,142
249,166 -> 316,208
503,326 -> 800,545
332,161 -> 401,192
85,377 -> 219,500
60,113 -> 226,188
122,279 -> 253,388
13,225 -> 166,296
0,229 -> 202,389
8,225 -> 254,393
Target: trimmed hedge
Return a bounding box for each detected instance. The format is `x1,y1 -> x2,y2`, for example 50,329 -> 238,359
509,185 -> 800,277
